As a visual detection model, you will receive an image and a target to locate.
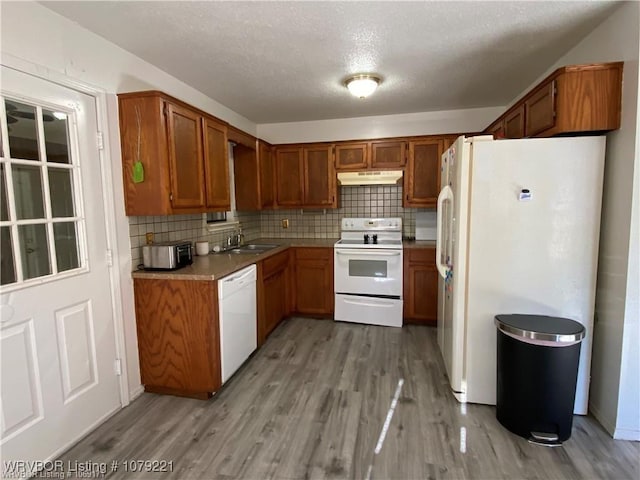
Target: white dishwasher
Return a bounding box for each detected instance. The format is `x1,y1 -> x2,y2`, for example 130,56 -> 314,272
218,264 -> 257,383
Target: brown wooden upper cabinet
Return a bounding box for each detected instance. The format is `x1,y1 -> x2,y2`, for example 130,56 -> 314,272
275,147 -> 304,206
442,135 -> 460,151
303,145 -> 336,207
234,139 -> 276,211
504,104 -> 525,139
484,62 -> 623,139
203,118 -> 230,210
166,102 -> 206,209
259,141 -> 276,209
485,119 -> 505,139
275,144 -> 337,208
371,140 -> 407,168
404,138 -> 443,208
334,140 -> 406,170
335,142 -> 368,170
118,91 -> 230,215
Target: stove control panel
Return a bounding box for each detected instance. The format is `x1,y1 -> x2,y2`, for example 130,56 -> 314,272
341,217 -> 402,231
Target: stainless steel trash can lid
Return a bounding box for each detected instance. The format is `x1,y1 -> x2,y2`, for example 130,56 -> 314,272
494,314 -> 585,344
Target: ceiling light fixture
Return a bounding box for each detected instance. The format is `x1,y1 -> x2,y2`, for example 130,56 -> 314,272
345,74 -> 381,99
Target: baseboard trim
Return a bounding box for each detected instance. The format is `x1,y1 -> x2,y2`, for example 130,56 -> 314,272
129,384 -> 145,401
589,402 -> 616,436
613,428 -> 640,441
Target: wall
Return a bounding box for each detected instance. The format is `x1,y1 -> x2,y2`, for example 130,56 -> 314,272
0,1 -> 258,398
257,107 -> 503,144
529,1 -> 639,439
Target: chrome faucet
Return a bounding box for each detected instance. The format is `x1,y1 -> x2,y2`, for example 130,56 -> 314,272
224,230 -> 243,250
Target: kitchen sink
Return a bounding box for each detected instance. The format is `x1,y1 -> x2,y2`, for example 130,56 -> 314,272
225,244 -> 280,254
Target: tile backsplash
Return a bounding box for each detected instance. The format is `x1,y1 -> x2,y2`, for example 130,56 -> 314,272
127,185 -> 432,266
261,185 -> 424,238
128,211 -> 260,267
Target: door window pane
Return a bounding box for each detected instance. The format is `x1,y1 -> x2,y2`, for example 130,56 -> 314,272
43,110 -> 70,164
53,222 -> 80,272
348,259 -> 388,278
12,165 -> 45,219
18,224 -> 51,280
1,227 -> 16,285
5,100 -> 40,161
1,164 -> 8,221
48,168 -> 75,217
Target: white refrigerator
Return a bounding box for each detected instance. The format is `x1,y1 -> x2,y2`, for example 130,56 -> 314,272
436,135 -> 605,415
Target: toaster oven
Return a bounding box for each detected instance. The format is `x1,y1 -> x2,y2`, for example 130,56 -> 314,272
142,241 -> 193,270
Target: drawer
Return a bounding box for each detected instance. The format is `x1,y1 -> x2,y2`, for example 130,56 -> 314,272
262,250 -> 289,278
295,247 -> 332,261
406,248 -> 435,264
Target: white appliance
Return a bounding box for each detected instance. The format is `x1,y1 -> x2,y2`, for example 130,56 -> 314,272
436,135 -> 605,415
334,218 -> 403,327
218,264 -> 257,383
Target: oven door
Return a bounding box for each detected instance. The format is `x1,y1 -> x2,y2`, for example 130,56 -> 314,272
334,248 -> 403,297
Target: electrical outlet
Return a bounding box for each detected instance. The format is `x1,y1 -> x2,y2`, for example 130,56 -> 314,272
281,219 -> 289,229
145,232 -> 154,244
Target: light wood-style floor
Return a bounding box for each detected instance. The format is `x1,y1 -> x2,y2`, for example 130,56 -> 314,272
59,317 -> 639,479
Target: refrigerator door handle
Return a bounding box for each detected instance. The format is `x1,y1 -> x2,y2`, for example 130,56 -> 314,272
436,185 -> 453,279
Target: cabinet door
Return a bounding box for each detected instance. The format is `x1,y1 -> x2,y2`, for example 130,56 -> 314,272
504,104 -> 525,139
485,119 -> 505,139
303,145 -> 336,207
294,248 -> 333,315
335,142 -> 368,170
263,269 -> 286,338
203,118 -> 230,210
134,278 -> 220,397
166,102 -> 206,209
259,141 -> 275,209
275,147 -> 304,206
525,80 -> 556,137
442,135 -> 459,151
371,140 -> 406,169
403,249 -> 438,325
404,139 -> 442,208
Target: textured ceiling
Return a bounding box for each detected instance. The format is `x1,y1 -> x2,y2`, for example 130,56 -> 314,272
43,1 -> 620,124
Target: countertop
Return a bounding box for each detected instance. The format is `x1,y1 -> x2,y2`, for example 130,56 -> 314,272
403,239 -> 437,248
132,238 -> 338,281
132,237 -> 436,281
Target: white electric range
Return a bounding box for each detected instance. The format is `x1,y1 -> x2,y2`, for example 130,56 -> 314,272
334,218 -> 403,328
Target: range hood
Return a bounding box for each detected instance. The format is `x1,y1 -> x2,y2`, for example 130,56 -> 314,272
337,170 -> 403,186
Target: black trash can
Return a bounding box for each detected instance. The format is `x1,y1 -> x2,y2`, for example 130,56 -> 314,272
495,314 -> 585,446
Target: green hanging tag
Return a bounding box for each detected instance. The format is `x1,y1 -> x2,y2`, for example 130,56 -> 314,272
132,161 -> 144,183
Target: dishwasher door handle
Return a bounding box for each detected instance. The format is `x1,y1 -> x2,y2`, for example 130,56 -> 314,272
222,267 -> 255,284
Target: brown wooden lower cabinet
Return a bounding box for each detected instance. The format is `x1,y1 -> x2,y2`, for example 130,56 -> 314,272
293,247 -> 334,316
403,248 -> 438,326
257,250 -> 290,346
135,245 -> 449,400
133,278 -> 221,399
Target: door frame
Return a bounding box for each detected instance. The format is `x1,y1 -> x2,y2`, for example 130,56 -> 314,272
1,54 -> 132,407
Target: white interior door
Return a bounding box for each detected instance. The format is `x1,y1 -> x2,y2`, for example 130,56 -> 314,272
0,66 -> 121,474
